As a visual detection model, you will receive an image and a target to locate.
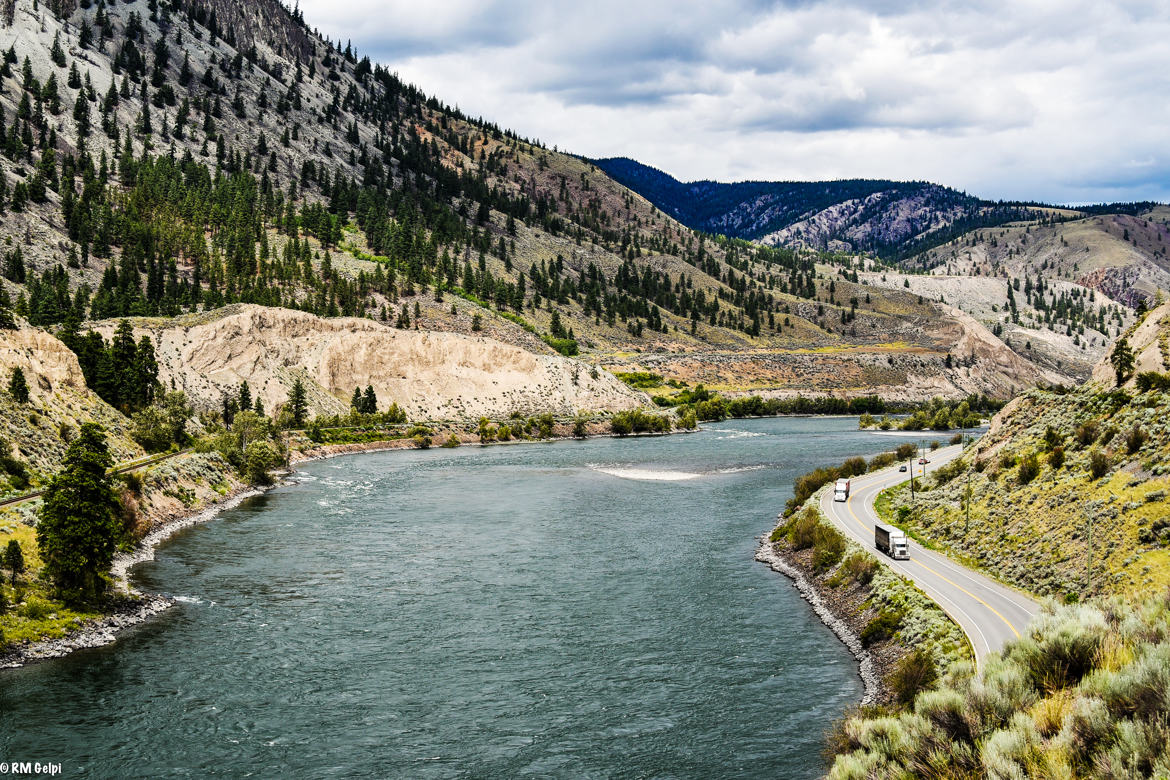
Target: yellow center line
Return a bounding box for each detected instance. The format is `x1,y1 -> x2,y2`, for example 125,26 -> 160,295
826,486 -> 989,666
844,484 -> 1023,640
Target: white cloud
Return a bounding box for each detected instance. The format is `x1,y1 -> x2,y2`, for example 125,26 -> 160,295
297,0 -> 1170,203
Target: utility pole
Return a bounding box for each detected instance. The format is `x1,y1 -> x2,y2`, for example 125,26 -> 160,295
909,455 -> 915,503
965,469 -> 971,536
1086,504 -> 1093,596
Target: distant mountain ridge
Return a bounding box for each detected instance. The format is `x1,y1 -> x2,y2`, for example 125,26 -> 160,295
593,157 -> 1160,264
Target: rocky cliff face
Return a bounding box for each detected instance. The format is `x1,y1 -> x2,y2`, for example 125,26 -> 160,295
0,322 -> 141,472
95,306 -> 648,420
1091,300 -> 1170,388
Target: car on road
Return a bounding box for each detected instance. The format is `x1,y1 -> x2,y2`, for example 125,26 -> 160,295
918,458 -> 930,464
899,465 -> 907,472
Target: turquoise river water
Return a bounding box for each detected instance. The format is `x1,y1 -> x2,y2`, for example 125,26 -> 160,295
0,417 -> 927,778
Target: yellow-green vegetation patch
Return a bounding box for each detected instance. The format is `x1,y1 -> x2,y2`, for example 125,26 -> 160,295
876,385 -> 1170,600
0,523 -> 100,650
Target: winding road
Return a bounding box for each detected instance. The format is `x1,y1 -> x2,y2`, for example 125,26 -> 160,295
820,443 -> 1041,668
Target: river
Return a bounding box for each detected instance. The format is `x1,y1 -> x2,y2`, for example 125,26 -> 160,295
0,417 -> 933,778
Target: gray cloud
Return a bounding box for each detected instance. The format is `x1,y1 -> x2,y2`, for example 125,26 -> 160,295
297,0 -> 1170,203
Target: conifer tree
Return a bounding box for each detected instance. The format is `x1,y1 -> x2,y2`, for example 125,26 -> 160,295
7,366 -> 28,403
288,378 -> 308,427
3,539 -> 23,585
36,424 -> 119,602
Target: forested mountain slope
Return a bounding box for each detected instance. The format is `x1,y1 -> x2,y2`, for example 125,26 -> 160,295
595,158 -> 1153,384
0,0 -> 1082,404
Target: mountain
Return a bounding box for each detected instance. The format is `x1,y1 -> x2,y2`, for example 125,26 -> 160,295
0,0 -> 1102,414
592,160 -> 1161,382
594,156 -> 1036,259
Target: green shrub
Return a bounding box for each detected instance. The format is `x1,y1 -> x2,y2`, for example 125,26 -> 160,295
572,416 -> 589,438
541,335 -> 578,356
839,551 -> 878,585
1088,449 -> 1110,480
609,409 -> 671,436
1048,446 -> 1065,469
1017,453 -> 1040,485
440,434 -> 460,448
17,595 -> 56,620
933,460 -> 963,486
788,508 -> 820,550
1135,371 -> 1170,392
1125,424 -> 1149,454
889,648 -> 939,706
614,371 -> 663,388
839,457 -> 866,477
811,523 -> 847,572
861,609 -> 904,646
1074,421 -> 1099,447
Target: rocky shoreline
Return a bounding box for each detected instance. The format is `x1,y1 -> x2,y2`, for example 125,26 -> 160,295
754,527 -> 882,706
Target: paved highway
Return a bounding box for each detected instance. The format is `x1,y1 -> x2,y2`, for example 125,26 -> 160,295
820,443 -> 1041,668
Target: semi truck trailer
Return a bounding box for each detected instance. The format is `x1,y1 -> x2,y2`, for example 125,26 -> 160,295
833,478 -> 851,502
875,523 -> 909,560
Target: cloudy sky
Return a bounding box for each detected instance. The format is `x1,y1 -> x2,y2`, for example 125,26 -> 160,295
296,0 -> 1170,204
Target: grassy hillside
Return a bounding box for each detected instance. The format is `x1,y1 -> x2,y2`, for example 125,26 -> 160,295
874,305 -> 1170,600
907,209 -> 1170,310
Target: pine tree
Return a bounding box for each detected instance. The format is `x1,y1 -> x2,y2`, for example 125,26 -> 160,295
288,378 -> 308,427
1111,338 -> 1134,386
350,386 -> 362,412
362,385 -> 376,414
238,381 -> 252,412
4,539 -> 23,586
50,33 -> 66,67
8,366 -> 28,402
36,424 -> 120,602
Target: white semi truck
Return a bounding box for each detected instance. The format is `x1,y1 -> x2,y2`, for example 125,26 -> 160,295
875,523 -> 909,560
833,478 -> 851,502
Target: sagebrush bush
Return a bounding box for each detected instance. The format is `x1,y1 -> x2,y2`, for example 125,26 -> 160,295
829,594 -> 1170,779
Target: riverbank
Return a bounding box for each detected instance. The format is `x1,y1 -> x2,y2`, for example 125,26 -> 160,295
756,488 -> 972,708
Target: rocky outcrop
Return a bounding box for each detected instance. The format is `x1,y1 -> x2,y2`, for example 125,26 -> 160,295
0,321 -> 141,471
1091,300 -> 1170,387
95,305 -> 648,420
